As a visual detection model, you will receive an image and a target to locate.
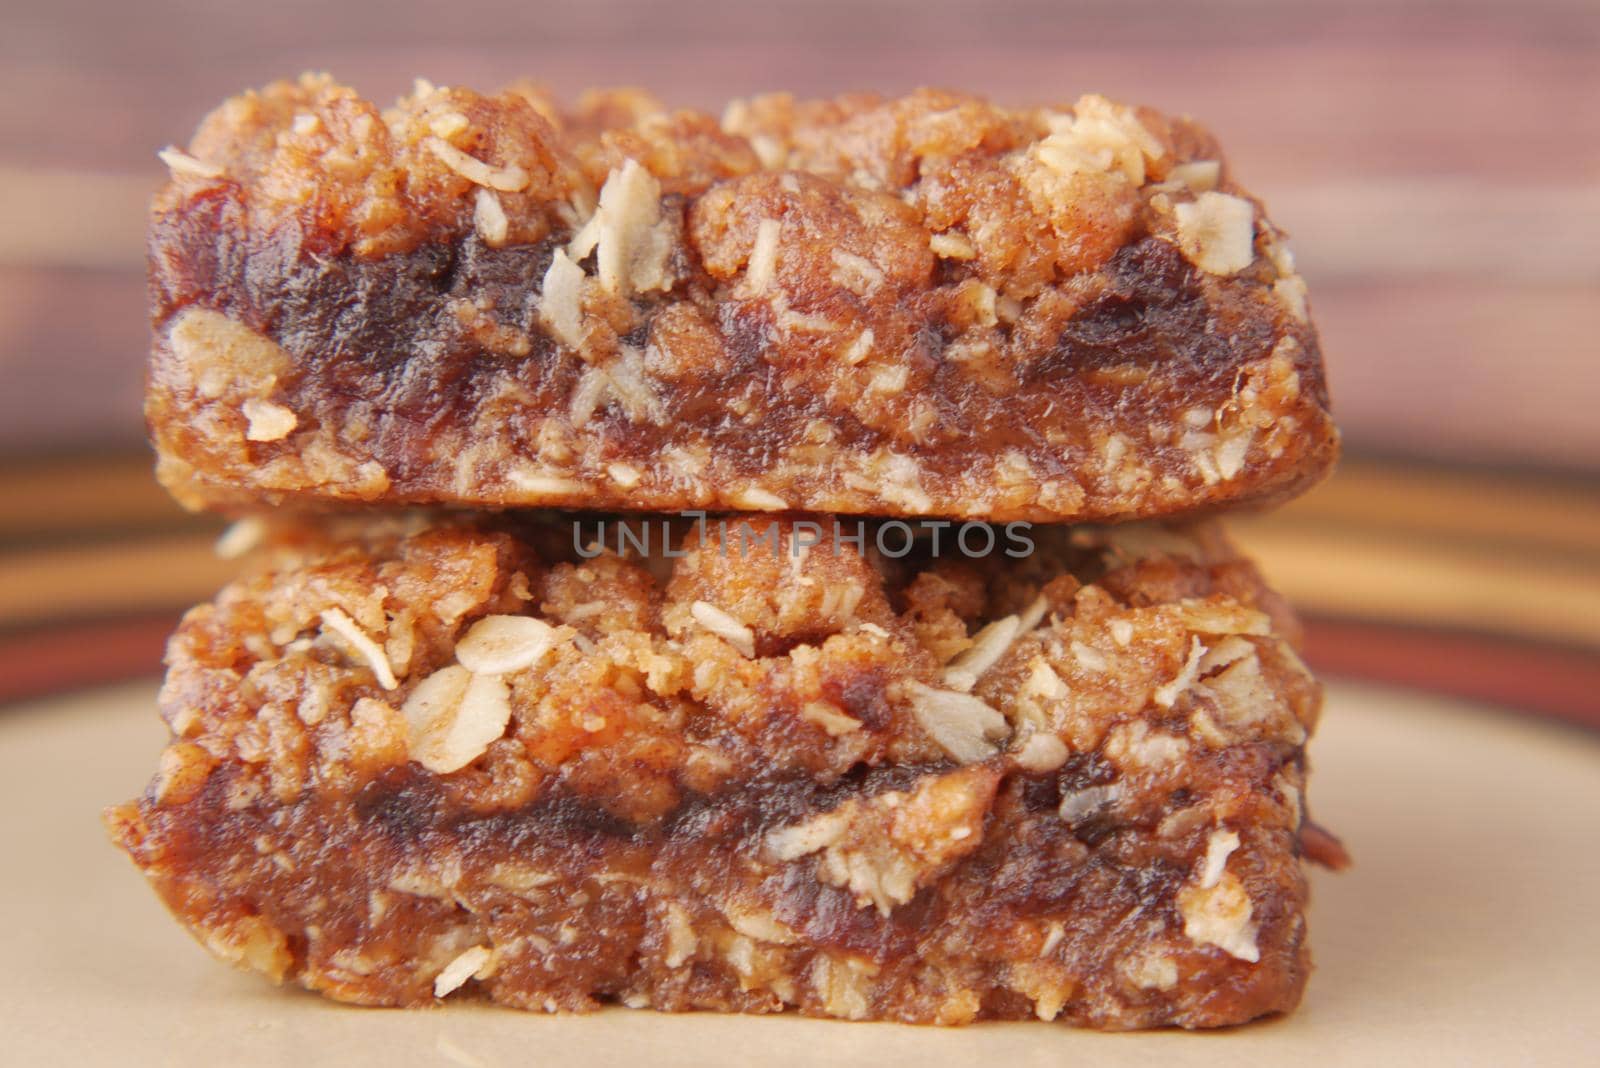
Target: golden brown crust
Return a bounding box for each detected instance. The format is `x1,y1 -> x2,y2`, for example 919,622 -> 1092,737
148,77 -> 1336,521
111,514 -> 1322,1027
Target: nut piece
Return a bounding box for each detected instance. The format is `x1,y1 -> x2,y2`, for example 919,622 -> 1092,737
153,742 -> 218,805
1032,97 -> 1157,185
929,232 -> 976,260
401,666 -> 513,773
242,398 -> 297,442
801,701 -> 863,736
729,486 -> 788,511
1173,192 -> 1256,276
1178,871 -> 1260,963
1163,160 -> 1221,193
1198,827 -> 1241,888
455,615 -> 560,675
1124,951 -> 1180,991
661,903 -> 697,968
811,954 -> 874,1020
1012,732 -> 1069,773
167,308 -> 290,402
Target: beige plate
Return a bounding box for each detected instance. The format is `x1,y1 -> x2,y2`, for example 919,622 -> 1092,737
4,680 -> 1598,1065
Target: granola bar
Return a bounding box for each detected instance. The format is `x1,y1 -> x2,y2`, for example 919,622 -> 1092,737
147,77 -> 1336,522
108,514 -> 1336,1028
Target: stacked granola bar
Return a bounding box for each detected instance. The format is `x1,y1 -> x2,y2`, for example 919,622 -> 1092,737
111,76 -> 1343,1029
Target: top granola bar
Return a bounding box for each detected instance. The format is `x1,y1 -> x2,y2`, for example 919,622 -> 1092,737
147,75 -> 1337,521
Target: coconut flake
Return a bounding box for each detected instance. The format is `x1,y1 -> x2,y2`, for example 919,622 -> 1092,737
742,218 -> 782,296
1153,636 -> 1206,709
1179,874 -> 1260,962
1199,827 -> 1241,889
600,345 -> 664,423
473,188 -> 509,247
426,137 -> 529,192
1070,640 -> 1109,672
1017,595 -> 1050,634
1215,431 -> 1253,480
766,808 -> 850,862
433,945 -> 493,997
943,615 -> 1022,692
905,681 -> 1008,763
690,601 -> 756,658
214,517 -> 267,560
158,147 -> 223,179
539,249 -> 586,350
729,487 -> 789,511
829,249 -> 885,295
320,608 -> 399,690
581,160 -> 674,295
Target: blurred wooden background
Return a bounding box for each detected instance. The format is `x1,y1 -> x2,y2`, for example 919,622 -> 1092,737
0,0 -> 1596,717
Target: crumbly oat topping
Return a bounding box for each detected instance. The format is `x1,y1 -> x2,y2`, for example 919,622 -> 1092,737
147,78 -> 1335,522
111,512 -> 1328,1029
765,765 -> 998,916
140,513 -> 1319,812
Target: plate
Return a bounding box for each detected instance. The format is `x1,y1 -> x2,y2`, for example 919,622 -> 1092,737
4,680 -> 1598,1065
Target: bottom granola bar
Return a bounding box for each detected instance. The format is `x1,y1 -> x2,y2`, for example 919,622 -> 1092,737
108,514 -> 1338,1028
